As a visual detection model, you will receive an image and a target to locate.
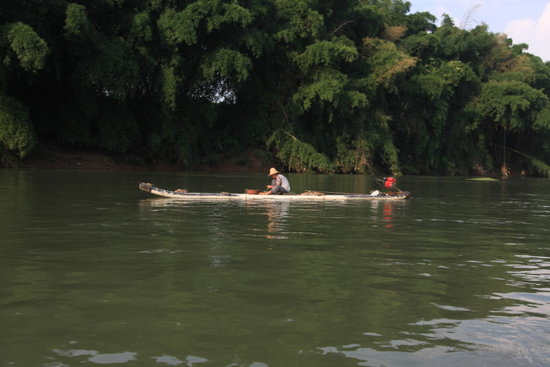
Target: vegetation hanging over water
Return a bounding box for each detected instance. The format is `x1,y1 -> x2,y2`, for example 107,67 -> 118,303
2,0 -> 550,176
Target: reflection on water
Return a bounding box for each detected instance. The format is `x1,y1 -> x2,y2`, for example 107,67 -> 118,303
52,348 -> 209,366
266,201 -> 290,240
140,197 -> 292,240
317,254 -> 550,367
152,355 -> 208,366
53,349 -> 137,364
497,255 -> 550,317
383,202 -> 394,230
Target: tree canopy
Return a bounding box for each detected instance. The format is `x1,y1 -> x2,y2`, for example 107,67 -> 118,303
2,0 -> 550,176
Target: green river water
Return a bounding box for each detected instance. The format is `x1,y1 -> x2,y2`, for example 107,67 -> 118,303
1,169 -> 549,367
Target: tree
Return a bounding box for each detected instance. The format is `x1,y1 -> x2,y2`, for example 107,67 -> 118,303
0,17 -> 49,162
2,0 -> 550,177
468,79 -> 550,176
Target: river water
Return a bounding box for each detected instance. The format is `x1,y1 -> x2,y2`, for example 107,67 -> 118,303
1,170 -> 549,367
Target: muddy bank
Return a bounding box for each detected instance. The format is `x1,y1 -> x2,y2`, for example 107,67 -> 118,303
16,142 -> 271,173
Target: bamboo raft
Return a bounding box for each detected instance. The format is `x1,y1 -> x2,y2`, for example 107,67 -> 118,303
137,182 -> 411,201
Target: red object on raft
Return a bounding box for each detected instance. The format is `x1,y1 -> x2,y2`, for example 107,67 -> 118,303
384,177 -> 397,189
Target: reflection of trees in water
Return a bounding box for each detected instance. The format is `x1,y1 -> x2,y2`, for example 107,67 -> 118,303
266,201 -> 290,239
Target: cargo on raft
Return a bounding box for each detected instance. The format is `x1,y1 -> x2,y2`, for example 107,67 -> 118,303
137,182 -> 411,201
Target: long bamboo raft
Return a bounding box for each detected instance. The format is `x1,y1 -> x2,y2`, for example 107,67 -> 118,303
137,182 -> 411,201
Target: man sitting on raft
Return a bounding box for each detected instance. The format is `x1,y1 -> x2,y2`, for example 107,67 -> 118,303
264,168 -> 290,195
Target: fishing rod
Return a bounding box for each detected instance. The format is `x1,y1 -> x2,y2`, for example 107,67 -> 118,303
305,169 -> 404,196
367,167 -> 390,190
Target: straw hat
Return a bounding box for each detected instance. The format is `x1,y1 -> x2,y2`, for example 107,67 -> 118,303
268,168 -> 280,176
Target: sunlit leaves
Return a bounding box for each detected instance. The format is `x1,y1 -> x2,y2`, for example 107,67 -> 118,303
158,8 -> 199,45
267,129 -> 336,173
489,54 -> 536,84
293,68 -> 367,111
241,28 -> 273,58
159,1 -> 253,46
201,48 -> 252,82
532,106 -> 550,133
292,38 -> 358,71
0,95 -> 36,158
129,12 -> 153,43
64,3 -> 93,38
471,80 -> 549,131
290,36 -> 367,111
414,61 -> 475,100
274,0 -> 324,42
362,37 -> 416,91
382,24 -> 406,42
368,0 -> 411,26
4,22 -> 49,72
205,2 -> 253,31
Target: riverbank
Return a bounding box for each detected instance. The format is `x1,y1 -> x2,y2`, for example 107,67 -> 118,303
10,142 -> 537,177
17,142 -> 270,172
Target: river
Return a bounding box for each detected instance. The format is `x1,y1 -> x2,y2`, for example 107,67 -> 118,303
1,169 -> 549,367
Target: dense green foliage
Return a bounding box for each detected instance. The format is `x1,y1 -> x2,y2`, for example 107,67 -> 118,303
2,0 -> 550,175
